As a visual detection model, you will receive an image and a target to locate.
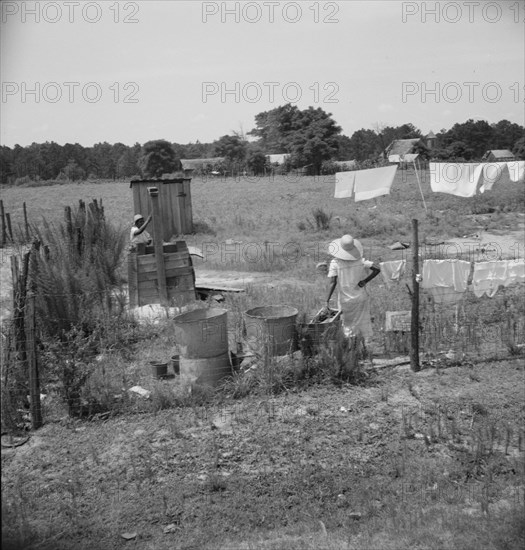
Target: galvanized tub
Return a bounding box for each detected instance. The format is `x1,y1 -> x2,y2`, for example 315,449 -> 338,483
173,307 -> 228,359
173,307 -> 230,387
244,305 -> 298,356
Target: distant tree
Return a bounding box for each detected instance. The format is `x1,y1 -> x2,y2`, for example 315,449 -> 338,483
248,103 -> 299,153
335,135 -> 353,160
138,139 -> 181,178
513,136 -> 525,160
62,159 -> 85,181
245,148 -> 267,175
213,134 -> 247,164
446,141 -> 474,161
440,119 -> 494,159
249,104 -> 341,174
117,143 -> 141,178
346,129 -> 380,161
491,120 -> 524,150
0,146 -> 13,183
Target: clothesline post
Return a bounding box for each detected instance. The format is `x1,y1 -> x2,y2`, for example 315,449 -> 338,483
413,159 -> 428,213
410,218 -> 421,372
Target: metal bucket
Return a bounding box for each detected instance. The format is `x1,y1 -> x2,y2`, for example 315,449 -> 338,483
179,352 -> 232,387
173,308 -> 228,359
244,305 -> 298,356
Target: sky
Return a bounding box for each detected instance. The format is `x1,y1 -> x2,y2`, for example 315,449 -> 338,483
1,0 -> 524,147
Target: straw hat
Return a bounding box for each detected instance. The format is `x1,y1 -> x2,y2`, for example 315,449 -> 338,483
329,234 -> 363,261
134,214 -> 144,223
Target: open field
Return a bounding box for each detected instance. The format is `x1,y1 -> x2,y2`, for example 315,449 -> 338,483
1,171 -> 525,549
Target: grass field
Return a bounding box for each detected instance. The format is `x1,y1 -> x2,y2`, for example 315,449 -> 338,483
1,170 -> 525,549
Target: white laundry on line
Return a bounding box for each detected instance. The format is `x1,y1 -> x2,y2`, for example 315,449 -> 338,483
429,163 -> 483,198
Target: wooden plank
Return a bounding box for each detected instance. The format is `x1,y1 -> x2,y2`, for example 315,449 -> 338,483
138,256 -> 191,273
183,179 -> 193,233
138,266 -> 194,283
139,274 -> 194,291
137,251 -> 190,265
195,285 -> 245,293
128,253 -> 138,308
148,187 -> 168,306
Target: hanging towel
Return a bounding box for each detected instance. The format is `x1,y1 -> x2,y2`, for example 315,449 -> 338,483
479,162 -> 511,193
471,261 -> 509,298
428,287 -> 466,304
353,165 -> 398,202
504,259 -> 525,286
379,260 -> 406,287
422,259 -> 471,304
429,163 -> 483,197
507,161 -> 525,183
422,259 -> 471,292
334,171 -> 356,198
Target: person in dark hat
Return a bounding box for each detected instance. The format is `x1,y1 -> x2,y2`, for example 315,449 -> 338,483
326,234 -> 380,344
129,213 -> 152,249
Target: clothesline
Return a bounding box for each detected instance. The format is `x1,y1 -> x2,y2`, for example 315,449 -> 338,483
334,160 -> 524,203
379,258 -> 525,301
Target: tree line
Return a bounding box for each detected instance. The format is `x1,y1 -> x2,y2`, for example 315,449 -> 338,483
1,106 -> 523,184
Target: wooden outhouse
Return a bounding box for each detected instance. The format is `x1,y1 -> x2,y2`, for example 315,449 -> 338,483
130,178 -> 193,240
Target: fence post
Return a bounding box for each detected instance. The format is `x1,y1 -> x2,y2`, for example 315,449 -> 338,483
25,291 -> 42,429
410,218 -> 420,372
23,202 -> 30,242
0,199 -> 6,246
148,187 -> 169,306
5,212 -> 13,242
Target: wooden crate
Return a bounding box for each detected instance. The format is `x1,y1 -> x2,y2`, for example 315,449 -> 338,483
128,241 -> 196,307
299,309 -> 342,354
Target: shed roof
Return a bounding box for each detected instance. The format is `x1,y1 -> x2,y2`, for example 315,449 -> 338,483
482,149 -> 515,160
386,138 -> 423,156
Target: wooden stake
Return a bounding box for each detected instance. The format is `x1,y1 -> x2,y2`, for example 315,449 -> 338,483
148,187 -> 168,306
5,213 -> 13,242
23,202 -> 30,241
410,219 -> 420,372
1,199 -> 7,246
26,291 -> 42,429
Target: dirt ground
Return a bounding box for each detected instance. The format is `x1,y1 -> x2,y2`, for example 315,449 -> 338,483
2,358 -> 524,549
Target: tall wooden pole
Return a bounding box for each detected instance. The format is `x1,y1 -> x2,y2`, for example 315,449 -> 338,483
148,187 -> 168,306
26,291 -> 42,429
410,219 -> 420,372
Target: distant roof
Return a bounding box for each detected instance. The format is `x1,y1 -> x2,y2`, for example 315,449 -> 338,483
482,149 -> 515,160
266,153 -> 290,165
388,153 -> 419,163
180,157 -> 224,170
386,138 -> 423,156
426,130 -> 436,139
333,160 -> 357,168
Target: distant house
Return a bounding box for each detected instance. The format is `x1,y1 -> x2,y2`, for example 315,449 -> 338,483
180,157 -> 225,175
481,150 -> 515,162
333,160 -> 357,170
386,138 -> 426,163
266,153 -> 290,165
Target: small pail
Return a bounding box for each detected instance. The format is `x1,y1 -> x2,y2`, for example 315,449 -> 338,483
150,361 -> 168,379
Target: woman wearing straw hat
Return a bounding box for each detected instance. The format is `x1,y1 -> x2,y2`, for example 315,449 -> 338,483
326,234 -> 380,346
